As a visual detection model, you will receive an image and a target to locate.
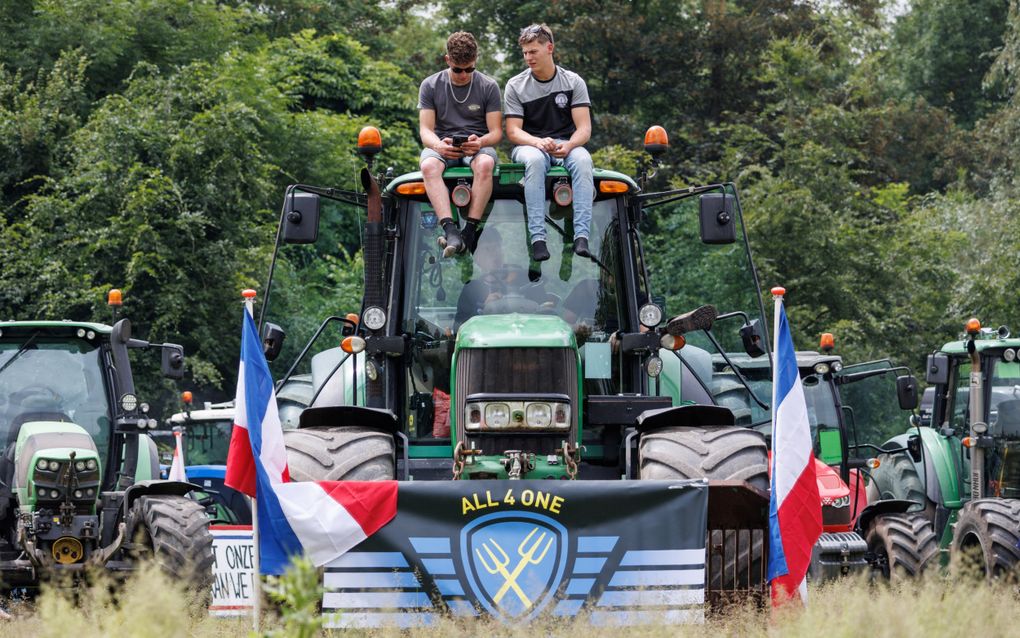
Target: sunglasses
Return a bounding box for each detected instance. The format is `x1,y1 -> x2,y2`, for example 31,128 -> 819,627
450,65 -> 475,74
520,25 -> 553,42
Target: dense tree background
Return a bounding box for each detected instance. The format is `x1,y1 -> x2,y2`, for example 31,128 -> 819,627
1,0 -> 1017,413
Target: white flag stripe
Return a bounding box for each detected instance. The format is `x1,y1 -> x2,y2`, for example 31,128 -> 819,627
274,482 -> 367,566
771,378 -> 812,507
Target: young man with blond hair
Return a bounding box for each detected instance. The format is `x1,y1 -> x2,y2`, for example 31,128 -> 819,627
418,32 -> 503,256
504,24 -> 593,261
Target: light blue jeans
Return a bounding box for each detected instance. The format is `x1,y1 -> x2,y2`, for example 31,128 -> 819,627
511,143 -> 593,243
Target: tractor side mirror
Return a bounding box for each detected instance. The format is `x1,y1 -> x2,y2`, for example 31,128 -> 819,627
262,322 -> 285,362
817,428 -> 843,466
896,375 -> 919,411
740,318 -> 766,358
926,353 -> 949,385
698,193 -> 736,244
111,318 -> 132,344
161,343 -> 185,380
282,191 -> 321,244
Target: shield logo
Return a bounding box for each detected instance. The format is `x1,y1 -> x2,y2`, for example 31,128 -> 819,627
460,511 -> 567,621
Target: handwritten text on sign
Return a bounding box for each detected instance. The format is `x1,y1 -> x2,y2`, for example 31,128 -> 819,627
209,525 -> 256,616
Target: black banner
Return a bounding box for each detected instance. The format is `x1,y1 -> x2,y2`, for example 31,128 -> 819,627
322,479 -> 708,627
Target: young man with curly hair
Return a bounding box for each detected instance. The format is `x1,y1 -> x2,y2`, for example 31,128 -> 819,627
418,32 -> 503,256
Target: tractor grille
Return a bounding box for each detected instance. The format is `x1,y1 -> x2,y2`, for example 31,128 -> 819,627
454,347 -> 577,448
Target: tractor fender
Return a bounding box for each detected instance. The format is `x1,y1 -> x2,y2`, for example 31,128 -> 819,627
122,479 -> 204,518
635,404 -> 735,433
854,499 -> 916,536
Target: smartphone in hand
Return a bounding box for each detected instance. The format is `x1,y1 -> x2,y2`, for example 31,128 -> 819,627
452,135 -> 468,147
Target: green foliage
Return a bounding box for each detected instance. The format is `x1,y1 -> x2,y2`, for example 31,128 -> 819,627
262,556 -> 329,638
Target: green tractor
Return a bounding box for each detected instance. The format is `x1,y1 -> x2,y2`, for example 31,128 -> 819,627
259,126 -> 777,599
870,318 -> 1020,576
0,304 -> 213,589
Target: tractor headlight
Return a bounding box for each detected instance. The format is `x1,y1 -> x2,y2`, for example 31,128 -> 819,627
50,490 -> 59,499
1005,348 -> 1017,363
465,403 -> 484,430
814,363 -> 830,374
363,306 -> 386,331
47,460 -> 59,472
120,393 -> 138,412
639,303 -> 663,328
484,404 -> 510,428
85,459 -> 97,471
526,403 -> 552,428
37,459 -> 48,471
75,461 -> 85,471
73,490 -> 83,499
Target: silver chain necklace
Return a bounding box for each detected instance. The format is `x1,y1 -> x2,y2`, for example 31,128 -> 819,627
447,72 -> 474,105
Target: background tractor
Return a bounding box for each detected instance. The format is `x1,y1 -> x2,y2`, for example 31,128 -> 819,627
0,295 -> 213,590
256,126 -> 778,602
158,395 -> 251,525
870,319 -> 1020,576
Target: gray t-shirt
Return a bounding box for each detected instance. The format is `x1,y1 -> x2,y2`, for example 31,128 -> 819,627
504,66 -> 590,139
418,70 -> 502,140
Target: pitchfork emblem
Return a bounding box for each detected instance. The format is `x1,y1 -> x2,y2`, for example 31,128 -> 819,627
474,526 -> 554,608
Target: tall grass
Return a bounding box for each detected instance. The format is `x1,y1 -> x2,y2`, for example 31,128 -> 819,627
0,563 -> 1015,638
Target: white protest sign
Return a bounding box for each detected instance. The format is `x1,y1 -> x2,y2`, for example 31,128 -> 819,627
209,525 -> 256,616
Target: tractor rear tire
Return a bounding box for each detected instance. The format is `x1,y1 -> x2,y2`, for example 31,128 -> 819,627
131,495 -> 214,587
864,512 -> 938,580
284,426 -> 395,481
868,452 -> 927,513
639,426 -> 769,591
951,499 -> 1020,579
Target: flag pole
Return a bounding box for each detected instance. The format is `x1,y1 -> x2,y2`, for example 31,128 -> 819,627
770,286 -> 784,422
241,288 -> 261,632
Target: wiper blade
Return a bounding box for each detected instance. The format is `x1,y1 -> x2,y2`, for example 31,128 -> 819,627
0,331 -> 40,377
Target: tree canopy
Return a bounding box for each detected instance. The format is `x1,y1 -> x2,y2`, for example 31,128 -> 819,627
1,0 -> 1017,412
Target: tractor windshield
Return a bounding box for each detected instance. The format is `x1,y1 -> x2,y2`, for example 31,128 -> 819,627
0,337 -> 111,470
181,419 -> 233,466
643,187 -> 771,426
402,198 -> 622,338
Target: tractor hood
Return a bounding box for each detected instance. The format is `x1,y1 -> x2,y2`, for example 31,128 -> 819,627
14,422 -> 101,508
456,314 -> 577,350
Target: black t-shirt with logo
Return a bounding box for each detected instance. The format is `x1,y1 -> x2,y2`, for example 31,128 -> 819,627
504,66 -> 591,140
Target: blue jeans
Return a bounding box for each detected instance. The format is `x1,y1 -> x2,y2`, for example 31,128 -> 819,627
511,144 -> 593,243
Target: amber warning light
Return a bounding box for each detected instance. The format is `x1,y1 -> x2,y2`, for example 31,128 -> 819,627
181,391 -> 193,405
820,332 -> 835,353
643,125 -> 669,156
966,317 -> 982,335
358,126 -> 382,157
107,289 -> 123,307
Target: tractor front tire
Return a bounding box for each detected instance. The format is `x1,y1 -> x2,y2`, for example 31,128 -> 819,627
864,512 -> 937,580
284,426 -> 396,482
951,499 -> 1020,579
131,494 -> 214,587
868,452 -> 927,513
639,426 -> 769,591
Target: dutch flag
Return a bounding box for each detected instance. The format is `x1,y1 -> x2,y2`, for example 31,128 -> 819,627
766,288 -> 822,604
224,307 -> 397,574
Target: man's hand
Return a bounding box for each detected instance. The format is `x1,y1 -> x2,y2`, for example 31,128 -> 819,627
551,141 -> 573,159
533,137 -> 557,153
436,138 -> 464,160
460,134 -> 481,156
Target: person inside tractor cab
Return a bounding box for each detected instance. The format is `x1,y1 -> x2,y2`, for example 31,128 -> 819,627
505,23 -> 594,262
454,226 -> 554,330
418,31 -> 503,257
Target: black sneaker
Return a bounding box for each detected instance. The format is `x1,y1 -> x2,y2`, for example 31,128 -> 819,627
441,223 -> 464,258
462,221 -> 479,253
666,305 -> 718,336
573,237 -> 590,257
532,240 -> 550,262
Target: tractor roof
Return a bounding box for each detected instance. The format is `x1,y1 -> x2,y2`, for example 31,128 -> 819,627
386,164 -> 639,195
0,320 -> 112,335
938,335 -> 1020,356
718,351 -> 841,371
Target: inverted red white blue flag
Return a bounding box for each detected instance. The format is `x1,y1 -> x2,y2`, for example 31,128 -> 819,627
766,289 -> 822,605
224,308 -> 397,574
167,430 -> 188,483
